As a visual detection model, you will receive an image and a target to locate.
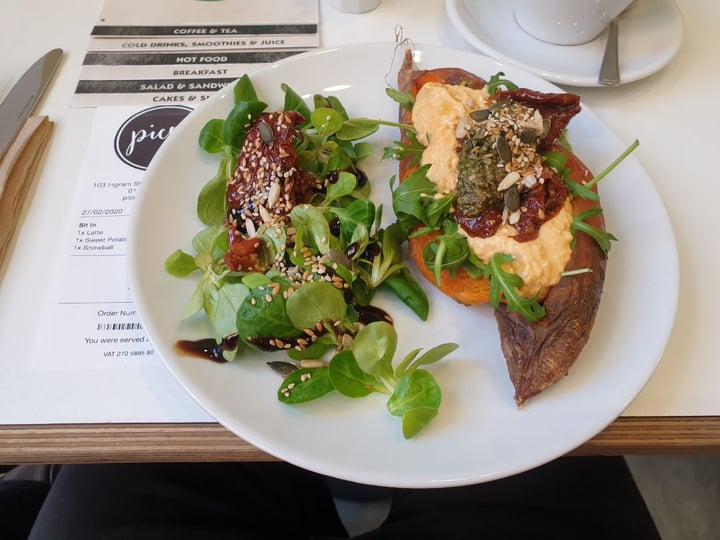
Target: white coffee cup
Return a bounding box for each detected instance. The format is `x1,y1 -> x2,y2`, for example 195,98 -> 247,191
513,0 -> 633,46
330,0 -> 382,13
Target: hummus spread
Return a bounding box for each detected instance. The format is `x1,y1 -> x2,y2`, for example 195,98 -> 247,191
412,82 -> 573,296
412,82 -> 490,194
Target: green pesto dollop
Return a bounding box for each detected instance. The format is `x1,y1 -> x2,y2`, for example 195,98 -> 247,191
455,125 -> 505,217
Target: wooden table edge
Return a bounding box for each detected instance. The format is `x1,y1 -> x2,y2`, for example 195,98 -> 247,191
1,416 -> 719,464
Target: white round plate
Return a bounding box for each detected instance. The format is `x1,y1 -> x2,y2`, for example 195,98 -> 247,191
128,43 -> 678,488
445,0 -> 684,87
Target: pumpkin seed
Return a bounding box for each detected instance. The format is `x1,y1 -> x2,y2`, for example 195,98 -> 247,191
496,136 -> 512,162
267,361 -> 298,377
326,248 -> 352,269
470,108 -> 491,122
258,121 -> 274,144
504,184 -> 520,212
519,129 -> 538,144
541,118 -> 551,139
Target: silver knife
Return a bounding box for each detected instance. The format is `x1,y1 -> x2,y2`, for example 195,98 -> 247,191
0,48 -> 63,161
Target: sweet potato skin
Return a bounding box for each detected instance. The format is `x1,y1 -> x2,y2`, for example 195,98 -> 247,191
396,50 -> 607,405
495,149 -> 606,405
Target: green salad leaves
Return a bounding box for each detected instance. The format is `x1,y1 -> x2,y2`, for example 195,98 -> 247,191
165,75 -> 457,439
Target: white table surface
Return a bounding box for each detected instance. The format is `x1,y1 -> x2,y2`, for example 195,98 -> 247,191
0,0 -> 716,424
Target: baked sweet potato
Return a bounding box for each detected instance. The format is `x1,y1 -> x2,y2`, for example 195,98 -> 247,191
396,50 -> 607,405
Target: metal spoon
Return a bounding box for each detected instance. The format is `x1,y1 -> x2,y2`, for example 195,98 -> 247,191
599,17 -> 620,86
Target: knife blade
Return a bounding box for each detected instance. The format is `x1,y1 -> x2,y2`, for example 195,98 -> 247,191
0,48 -> 63,162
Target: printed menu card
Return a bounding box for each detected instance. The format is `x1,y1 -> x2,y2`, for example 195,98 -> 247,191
73,0 -> 319,106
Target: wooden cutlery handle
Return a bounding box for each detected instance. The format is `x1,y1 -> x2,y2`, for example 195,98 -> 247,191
0,115 -> 54,275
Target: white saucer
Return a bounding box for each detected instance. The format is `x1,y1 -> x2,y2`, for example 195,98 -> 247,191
445,0 -> 684,87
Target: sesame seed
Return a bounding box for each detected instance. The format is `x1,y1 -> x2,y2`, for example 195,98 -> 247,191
300,359 -> 325,369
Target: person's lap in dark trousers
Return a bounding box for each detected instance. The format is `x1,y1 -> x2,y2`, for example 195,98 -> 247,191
0,470 -> 51,540
4,456 -> 659,539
